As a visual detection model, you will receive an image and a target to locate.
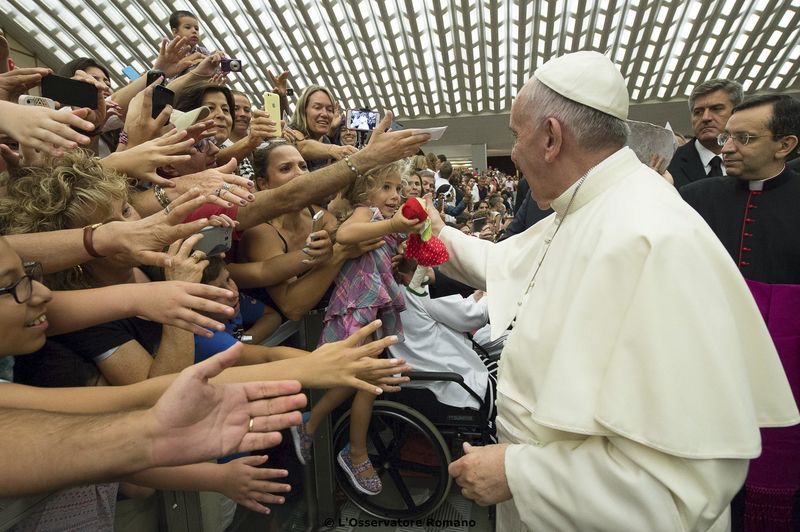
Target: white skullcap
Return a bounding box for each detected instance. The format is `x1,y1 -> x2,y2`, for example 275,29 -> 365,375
534,51 -> 629,120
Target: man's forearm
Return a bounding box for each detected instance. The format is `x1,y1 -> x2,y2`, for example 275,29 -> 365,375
0,407 -> 155,496
150,326 -> 195,378
237,159 -> 357,229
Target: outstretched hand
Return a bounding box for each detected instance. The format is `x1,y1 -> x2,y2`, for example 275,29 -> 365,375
101,129 -> 194,187
356,111 -> 431,167
172,157 -> 255,209
148,343 -> 306,466
95,188 -> 225,267
309,319 -> 411,394
0,100 -> 93,155
217,455 -> 291,514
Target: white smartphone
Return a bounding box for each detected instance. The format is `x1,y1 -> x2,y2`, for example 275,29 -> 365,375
309,210 -> 325,240
263,91 -> 282,137
18,94 -> 56,109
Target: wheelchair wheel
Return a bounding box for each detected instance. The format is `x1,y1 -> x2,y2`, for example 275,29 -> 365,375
332,400 -> 452,520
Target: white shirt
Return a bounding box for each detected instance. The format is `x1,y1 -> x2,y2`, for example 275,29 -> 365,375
439,147 -> 799,531
694,138 -> 727,176
388,289 -> 489,409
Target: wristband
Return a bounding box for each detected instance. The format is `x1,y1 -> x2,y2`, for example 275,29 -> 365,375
118,131 -> 129,145
342,155 -> 364,181
83,222 -> 105,258
154,184 -> 172,209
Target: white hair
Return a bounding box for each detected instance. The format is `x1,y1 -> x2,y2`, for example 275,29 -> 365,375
520,79 -> 629,150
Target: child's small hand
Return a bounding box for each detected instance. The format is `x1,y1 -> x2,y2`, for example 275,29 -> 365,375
218,455 -> 291,514
390,208 -> 425,233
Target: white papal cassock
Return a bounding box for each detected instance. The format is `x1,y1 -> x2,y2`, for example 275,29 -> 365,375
439,147 -> 800,531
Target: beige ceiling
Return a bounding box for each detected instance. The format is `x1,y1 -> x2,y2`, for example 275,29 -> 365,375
2,0 -> 799,156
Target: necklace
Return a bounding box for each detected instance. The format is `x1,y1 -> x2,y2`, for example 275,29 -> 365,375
511,173 -> 589,324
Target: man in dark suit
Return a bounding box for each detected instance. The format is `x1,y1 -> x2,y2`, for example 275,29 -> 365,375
668,79 -> 743,188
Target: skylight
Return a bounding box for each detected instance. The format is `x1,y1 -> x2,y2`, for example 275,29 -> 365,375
1,0 -> 798,120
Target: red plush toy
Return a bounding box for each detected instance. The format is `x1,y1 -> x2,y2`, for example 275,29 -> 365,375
401,197 -> 449,266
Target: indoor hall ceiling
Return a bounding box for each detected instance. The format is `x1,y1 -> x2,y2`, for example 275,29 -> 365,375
2,0 -> 799,123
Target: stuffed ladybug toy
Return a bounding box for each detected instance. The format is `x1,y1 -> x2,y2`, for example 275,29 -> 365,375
401,197 -> 449,266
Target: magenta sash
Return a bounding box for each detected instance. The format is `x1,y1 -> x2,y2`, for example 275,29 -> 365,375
743,280 -> 800,531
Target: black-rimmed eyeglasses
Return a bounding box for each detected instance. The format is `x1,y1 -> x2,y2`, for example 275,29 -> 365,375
0,262 -> 43,304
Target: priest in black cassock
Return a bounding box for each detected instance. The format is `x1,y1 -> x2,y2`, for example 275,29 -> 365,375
681,94 -> 800,532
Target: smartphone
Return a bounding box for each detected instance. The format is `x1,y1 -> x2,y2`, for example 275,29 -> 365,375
345,109 -> 379,131
41,74 -> 98,109
263,92 -> 282,137
146,69 -> 164,86
220,59 -> 243,72
471,217 -> 488,233
122,66 -> 140,81
18,94 -> 56,109
309,210 -> 325,240
152,85 -> 175,119
192,226 -> 233,257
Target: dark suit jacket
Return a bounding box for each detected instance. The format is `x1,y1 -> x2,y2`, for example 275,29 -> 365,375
788,157 -> 800,172
668,141 -> 709,189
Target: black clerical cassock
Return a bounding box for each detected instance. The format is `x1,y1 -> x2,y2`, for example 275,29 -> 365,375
681,166 -> 800,531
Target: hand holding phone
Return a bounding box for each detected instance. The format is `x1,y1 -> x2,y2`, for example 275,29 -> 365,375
192,226 -> 232,257
151,85 -> 175,119
263,92 -> 282,137
309,210 -> 325,241
41,74 -> 99,109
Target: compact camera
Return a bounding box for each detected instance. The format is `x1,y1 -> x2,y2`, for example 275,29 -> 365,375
220,59 -> 243,73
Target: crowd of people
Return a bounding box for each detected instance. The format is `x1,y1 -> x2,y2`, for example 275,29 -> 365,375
0,9 -> 798,532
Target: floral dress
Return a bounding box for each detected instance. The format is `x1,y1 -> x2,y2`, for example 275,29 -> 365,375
320,207 -> 405,345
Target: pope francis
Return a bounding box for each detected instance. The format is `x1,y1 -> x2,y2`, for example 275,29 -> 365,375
434,51 -> 800,531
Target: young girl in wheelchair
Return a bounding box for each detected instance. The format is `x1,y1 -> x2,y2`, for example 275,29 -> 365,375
291,161 -> 424,495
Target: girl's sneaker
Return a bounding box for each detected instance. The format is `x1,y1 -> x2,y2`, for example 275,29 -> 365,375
337,444 -> 382,495
290,412 -> 313,465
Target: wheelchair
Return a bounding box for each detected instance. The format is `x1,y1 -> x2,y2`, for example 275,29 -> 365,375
331,368 -> 495,520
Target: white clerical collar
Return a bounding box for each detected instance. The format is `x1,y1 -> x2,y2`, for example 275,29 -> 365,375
550,147 -> 635,215
747,167 -> 784,190
694,139 -> 726,175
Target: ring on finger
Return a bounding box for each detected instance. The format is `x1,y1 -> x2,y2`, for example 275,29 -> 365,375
221,182 -> 232,191
164,204 -> 171,215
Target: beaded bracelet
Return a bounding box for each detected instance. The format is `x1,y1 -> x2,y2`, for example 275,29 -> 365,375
342,155 -> 364,181
153,184 -> 171,209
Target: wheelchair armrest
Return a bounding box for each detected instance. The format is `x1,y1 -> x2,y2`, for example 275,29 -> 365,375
405,371 -> 465,384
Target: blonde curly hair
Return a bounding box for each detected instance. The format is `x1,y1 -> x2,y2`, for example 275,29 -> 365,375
0,150 -> 130,289
339,161 -> 402,218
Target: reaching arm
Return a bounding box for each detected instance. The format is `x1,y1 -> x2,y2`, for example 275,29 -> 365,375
124,456 -> 290,514
46,282 -> 235,337
0,347 -> 305,497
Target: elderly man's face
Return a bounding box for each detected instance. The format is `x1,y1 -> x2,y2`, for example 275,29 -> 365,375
510,93 -> 546,206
